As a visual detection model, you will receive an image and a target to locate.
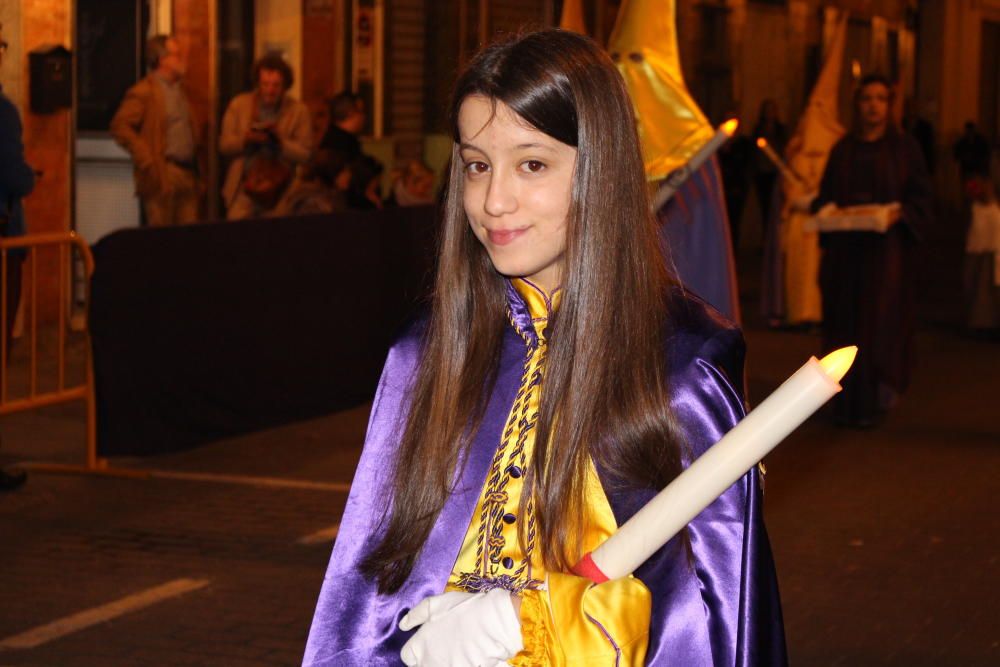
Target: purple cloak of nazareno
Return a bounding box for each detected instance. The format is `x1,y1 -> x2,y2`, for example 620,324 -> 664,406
303,285 -> 787,666
658,158 -> 742,325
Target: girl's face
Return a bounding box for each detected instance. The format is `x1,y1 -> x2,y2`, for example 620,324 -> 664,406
458,95 -> 577,294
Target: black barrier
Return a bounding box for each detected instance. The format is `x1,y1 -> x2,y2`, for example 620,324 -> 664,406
90,206 -> 437,457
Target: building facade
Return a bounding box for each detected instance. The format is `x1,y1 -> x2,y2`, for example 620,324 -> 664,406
0,0 -> 996,319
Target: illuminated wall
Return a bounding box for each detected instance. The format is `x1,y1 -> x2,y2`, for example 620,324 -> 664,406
2,0 -> 72,323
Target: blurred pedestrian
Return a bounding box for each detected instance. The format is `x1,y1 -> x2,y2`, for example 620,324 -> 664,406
384,159 -> 435,207
220,53 -> 312,220
812,74 -> 933,428
0,21 -> 31,491
320,91 -> 365,163
752,99 -> 787,236
274,149 -> 350,216
963,176 -> 1000,337
111,35 -> 202,226
953,121 -> 991,183
718,120 -> 754,251
345,155 -> 384,211
902,100 -> 936,175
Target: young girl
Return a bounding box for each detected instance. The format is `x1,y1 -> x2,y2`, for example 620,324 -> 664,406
304,30 -> 785,666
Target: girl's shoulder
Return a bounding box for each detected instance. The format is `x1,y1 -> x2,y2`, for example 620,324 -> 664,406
663,286 -> 745,385
664,286 -> 742,346
376,310 -> 431,394
386,308 -> 430,358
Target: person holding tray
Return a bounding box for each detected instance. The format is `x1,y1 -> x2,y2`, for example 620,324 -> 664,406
304,29 -> 786,666
811,74 -> 933,428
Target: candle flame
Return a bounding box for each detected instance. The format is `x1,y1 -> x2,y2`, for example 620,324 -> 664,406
756,137 -> 768,149
818,346 -> 857,383
721,119 -> 739,136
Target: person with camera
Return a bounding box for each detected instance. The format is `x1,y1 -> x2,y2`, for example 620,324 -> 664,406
220,54 -> 312,220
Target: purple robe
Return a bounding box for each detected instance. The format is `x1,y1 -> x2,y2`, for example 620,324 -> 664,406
813,129 -> 933,424
303,286 -> 786,666
658,158 -> 742,325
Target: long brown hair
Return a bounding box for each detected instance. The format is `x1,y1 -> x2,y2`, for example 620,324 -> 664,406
361,29 -> 684,594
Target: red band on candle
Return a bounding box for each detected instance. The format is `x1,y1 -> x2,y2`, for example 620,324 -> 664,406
571,552 -> 610,584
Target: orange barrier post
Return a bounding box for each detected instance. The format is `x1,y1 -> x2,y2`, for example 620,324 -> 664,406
0,232 -> 117,474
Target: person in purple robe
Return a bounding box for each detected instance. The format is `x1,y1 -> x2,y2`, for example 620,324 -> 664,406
812,74 -> 933,428
657,156 -> 742,324
304,29 -> 786,666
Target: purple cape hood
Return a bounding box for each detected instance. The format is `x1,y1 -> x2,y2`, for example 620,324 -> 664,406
303,286 -> 786,666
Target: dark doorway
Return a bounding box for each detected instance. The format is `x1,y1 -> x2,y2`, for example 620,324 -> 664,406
218,0 -> 255,119
76,0 -> 150,133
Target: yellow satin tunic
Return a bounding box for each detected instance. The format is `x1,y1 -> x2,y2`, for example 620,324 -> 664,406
447,278 -> 652,665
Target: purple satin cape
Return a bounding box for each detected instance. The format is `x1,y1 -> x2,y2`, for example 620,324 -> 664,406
303,286 -> 787,666
658,158 -> 742,325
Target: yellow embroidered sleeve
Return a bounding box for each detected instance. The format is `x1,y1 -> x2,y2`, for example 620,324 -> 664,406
511,572 -> 651,666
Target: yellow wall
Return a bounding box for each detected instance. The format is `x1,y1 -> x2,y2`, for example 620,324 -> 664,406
15,0 -> 72,239
1,0 -> 72,322
936,0 -> 1000,138
913,0 -> 1000,201
0,0 -> 25,108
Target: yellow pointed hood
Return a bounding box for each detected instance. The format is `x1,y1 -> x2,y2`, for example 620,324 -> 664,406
608,0 -> 714,181
784,11 -> 847,196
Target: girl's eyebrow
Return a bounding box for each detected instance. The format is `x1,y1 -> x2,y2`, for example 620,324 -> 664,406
514,142 -> 555,151
459,141 -> 558,153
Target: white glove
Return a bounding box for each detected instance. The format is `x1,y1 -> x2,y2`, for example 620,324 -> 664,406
399,589 -> 523,667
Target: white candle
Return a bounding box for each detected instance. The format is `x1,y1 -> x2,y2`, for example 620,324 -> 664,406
652,119 -> 739,210
755,137 -> 805,185
574,346 -> 857,583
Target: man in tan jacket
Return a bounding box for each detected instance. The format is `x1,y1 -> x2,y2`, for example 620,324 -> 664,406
219,54 -> 312,220
111,35 -> 202,226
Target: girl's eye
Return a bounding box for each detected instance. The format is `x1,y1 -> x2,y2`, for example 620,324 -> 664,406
464,161 -> 489,175
521,160 -> 545,173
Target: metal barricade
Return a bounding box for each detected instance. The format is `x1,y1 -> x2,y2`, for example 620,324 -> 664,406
2,230 -> 349,490
0,232 -> 99,470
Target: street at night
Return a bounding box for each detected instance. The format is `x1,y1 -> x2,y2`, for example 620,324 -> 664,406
1,251 -> 997,666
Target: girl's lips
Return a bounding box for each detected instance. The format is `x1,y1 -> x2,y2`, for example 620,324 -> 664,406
487,228 -> 527,245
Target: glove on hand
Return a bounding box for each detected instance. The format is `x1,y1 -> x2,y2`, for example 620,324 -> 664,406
399,589 -> 523,666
